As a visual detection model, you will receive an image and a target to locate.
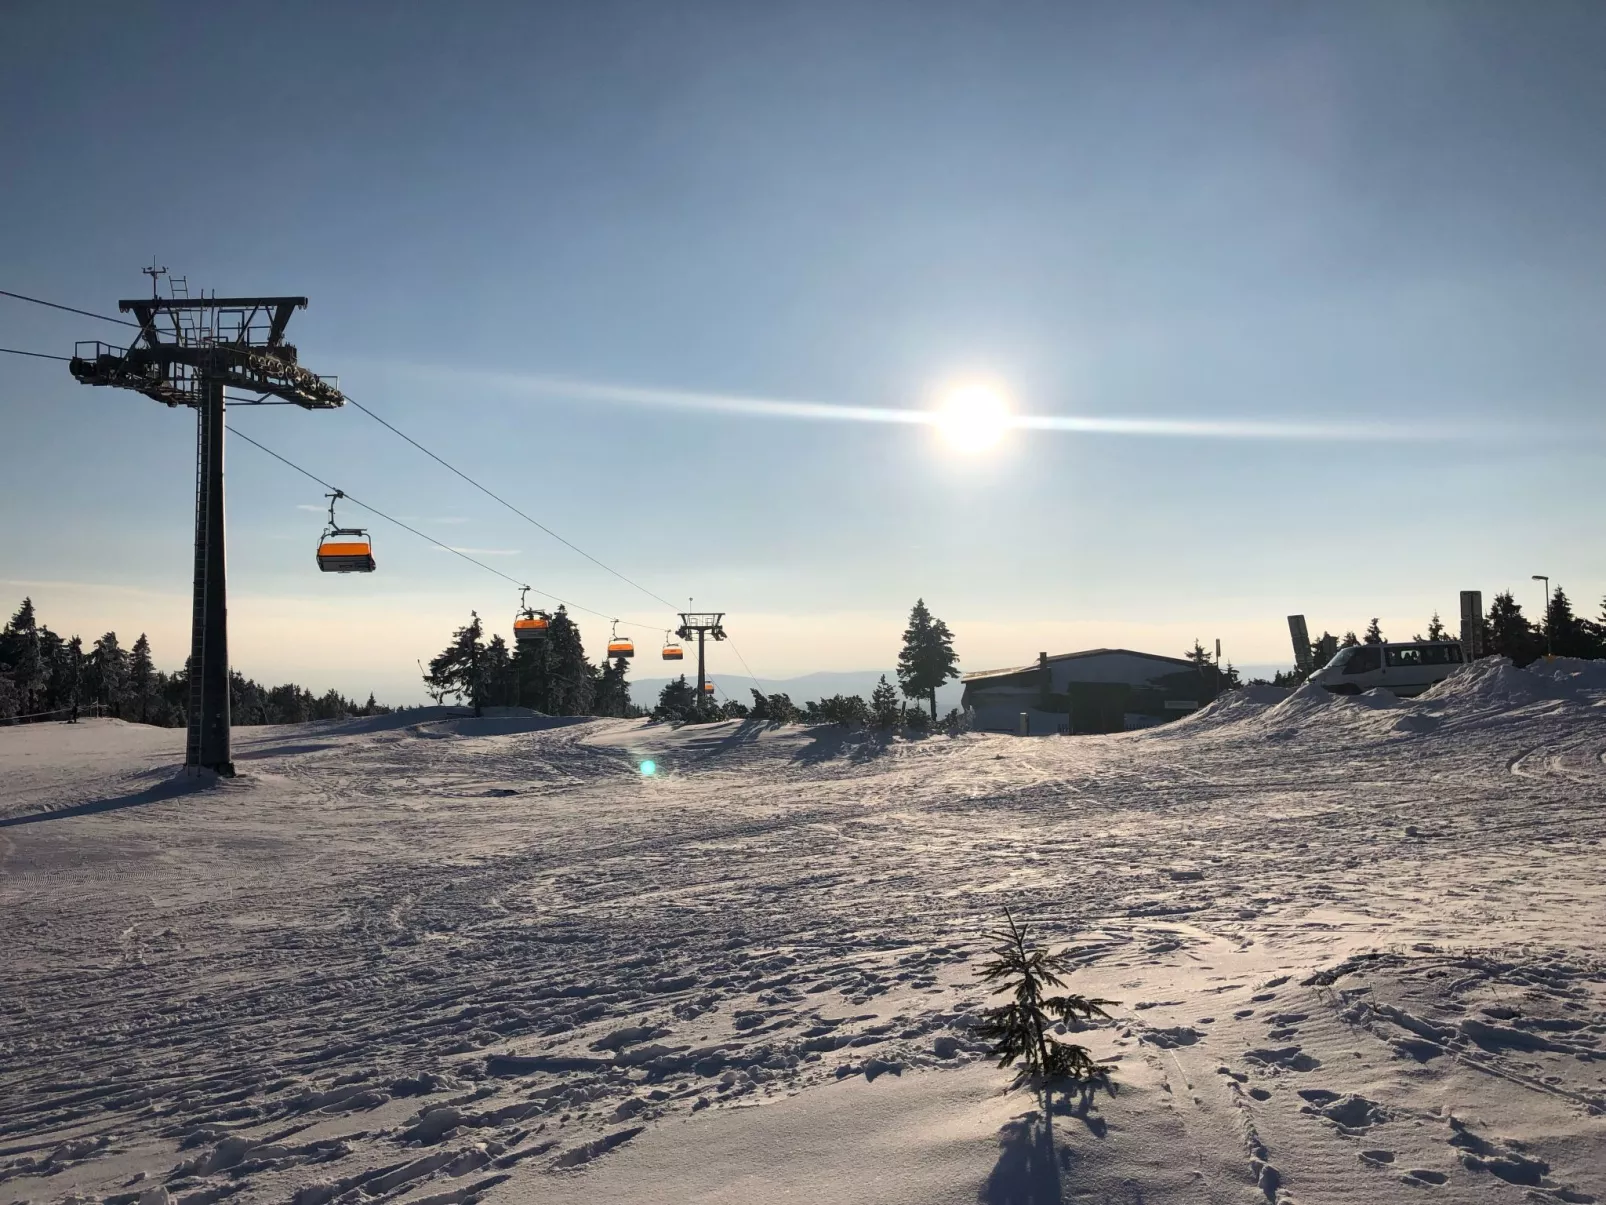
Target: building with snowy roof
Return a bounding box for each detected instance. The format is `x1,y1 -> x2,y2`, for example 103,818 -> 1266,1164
960,648 -> 1218,735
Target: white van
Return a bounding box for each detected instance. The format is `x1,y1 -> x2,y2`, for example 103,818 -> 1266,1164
1309,640 -> 1466,697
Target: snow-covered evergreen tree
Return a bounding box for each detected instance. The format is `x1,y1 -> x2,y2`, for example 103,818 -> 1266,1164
870,675 -> 901,728
128,634 -> 155,722
897,599 -> 959,720
1486,592 -> 1540,665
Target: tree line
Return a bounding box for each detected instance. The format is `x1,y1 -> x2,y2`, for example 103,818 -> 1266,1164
421,606 -> 635,717
0,597 -> 389,726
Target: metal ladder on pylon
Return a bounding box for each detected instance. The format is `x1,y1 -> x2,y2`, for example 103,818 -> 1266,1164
184,401 -> 209,769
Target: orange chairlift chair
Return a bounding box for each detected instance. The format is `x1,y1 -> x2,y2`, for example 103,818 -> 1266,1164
316,491 -> 376,573
606,620 -> 635,660
662,631 -> 684,661
513,586 -> 551,644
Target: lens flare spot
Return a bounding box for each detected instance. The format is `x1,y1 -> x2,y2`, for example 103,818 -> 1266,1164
640,759 -> 657,777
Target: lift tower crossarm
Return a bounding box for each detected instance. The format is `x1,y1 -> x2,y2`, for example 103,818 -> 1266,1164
71,294 -> 343,411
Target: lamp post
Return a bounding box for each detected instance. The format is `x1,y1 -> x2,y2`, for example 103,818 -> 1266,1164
1531,574 -> 1551,657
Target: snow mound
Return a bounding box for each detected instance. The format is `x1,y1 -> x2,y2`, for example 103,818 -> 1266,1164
1418,657 -> 1567,710
1260,680 -> 1340,725
1525,656 -> 1606,691
1156,684 -> 1290,733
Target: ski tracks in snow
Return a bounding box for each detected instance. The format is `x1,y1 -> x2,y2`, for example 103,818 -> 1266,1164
2,669 -> 1605,1204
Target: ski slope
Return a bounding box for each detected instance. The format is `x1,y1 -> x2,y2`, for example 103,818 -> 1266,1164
2,658 -> 1604,1204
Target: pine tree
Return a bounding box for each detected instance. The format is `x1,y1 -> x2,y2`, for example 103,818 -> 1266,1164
655,675 -> 696,721
1585,597 -> 1606,659
0,598 -> 46,713
544,607 -> 595,716
89,632 -> 129,717
975,909 -> 1116,1087
64,636 -> 84,714
1426,613 -> 1447,642
512,636 -> 548,713
870,675 -> 901,728
128,634 -> 155,723
896,599 -> 960,720
1363,618 -> 1384,645
1543,585 -> 1589,658
481,634 -> 515,708
594,656 -> 631,717
425,612 -> 488,714
764,692 -> 799,723
1340,631 -> 1360,648
1486,592 -> 1541,665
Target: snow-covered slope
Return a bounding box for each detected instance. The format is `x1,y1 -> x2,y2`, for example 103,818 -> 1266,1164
2,660 -> 1603,1204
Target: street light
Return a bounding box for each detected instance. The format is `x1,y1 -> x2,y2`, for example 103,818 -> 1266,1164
1531,575 -> 1551,657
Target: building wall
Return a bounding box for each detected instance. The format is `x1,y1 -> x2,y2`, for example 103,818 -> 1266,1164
963,650 -> 1214,735
1046,652 -> 1199,691
971,704 -> 1064,735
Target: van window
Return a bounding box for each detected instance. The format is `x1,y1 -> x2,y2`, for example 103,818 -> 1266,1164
1344,647 -> 1381,674
1386,646 -> 1423,668
1421,644 -> 1463,665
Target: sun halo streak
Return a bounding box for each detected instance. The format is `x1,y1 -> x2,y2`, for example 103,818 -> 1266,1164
489,371 -> 1448,443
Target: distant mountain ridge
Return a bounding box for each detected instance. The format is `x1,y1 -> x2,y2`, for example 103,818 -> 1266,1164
628,669 -> 965,714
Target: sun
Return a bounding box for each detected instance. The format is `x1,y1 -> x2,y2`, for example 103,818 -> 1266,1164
935,382 -> 1011,453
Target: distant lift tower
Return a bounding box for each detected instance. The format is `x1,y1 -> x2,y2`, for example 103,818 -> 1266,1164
69,288 -> 345,775
676,611 -> 727,700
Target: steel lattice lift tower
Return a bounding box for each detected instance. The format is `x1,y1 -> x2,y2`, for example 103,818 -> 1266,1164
69,277 -> 345,775
676,610 -> 726,700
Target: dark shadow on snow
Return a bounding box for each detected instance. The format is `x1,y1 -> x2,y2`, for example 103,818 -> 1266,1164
233,741 -> 343,760
793,726 -> 903,765
0,771 -> 219,828
979,1081 -> 1114,1205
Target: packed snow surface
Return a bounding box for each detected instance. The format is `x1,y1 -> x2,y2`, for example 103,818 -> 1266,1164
3,659 -> 1604,1204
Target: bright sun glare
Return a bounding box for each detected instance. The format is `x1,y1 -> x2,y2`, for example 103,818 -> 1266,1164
935,383 -> 1011,453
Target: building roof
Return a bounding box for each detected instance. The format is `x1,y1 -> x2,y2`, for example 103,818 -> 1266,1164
960,647 -> 1199,684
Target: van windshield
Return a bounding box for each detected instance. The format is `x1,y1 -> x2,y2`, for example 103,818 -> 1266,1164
1323,648 -> 1354,671
1344,646 -> 1383,674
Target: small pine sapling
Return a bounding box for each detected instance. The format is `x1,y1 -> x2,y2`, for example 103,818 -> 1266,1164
975,908 -> 1116,1086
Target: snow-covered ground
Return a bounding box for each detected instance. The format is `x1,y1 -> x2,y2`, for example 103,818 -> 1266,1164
3,658 -> 1604,1205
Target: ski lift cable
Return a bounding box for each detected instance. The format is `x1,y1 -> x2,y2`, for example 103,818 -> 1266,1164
0,330 -> 661,628
0,289 -> 143,329
0,287 -> 683,615
725,640 -> 767,694
0,346 -> 73,362
230,427 -> 656,629
340,395 -> 681,612
0,289 -> 739,646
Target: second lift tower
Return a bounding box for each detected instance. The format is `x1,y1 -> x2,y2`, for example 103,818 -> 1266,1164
676,611 -> 727,701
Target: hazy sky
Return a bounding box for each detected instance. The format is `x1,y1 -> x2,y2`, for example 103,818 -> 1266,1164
4,1 -> 1605,703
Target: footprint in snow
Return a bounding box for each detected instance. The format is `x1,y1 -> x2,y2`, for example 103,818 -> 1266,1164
1243,1046 -> 1320,1072
1403,1168 -> 1448,1186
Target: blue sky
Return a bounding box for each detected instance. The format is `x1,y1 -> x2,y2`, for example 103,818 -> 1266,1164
3,1 -> 1605,703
